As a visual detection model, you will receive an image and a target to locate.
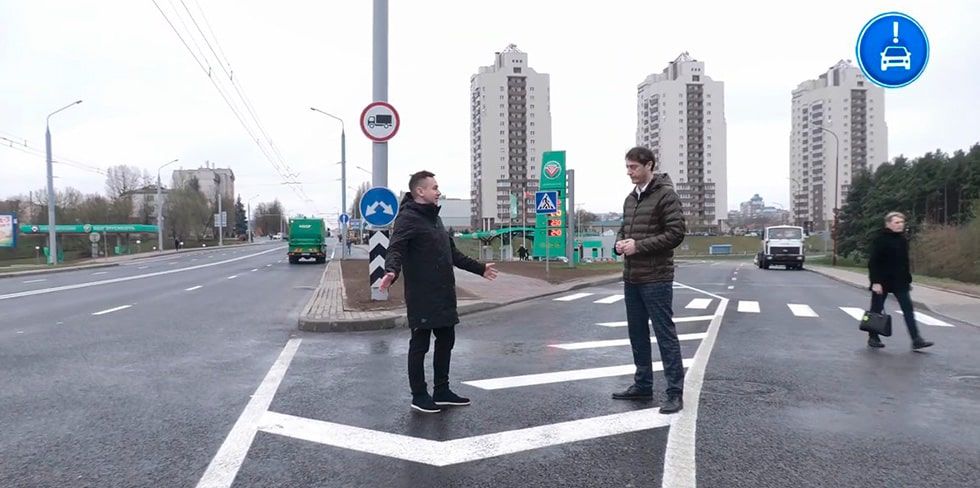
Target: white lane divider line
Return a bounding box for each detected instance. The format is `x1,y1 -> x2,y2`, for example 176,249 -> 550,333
196,338 -> 302,488
138,266 -> 149,270
227,275 -> 238,280
463,358 -> 695,390
896,310 -> 954,327
251,269 -> 258,272
0,247 -> 281,302
185,285 -> 203,291
91,271 -> 108,275
596,315 -> 714,327
22,279 -> 47,283
737,300 -> 760,313
92,305 -> 132,316
266,264 -> 272,267
788,304 -> 818,317
685,298 -> 713,310
840,307 -> 865,321
727,285 -> 734,290
593,294 -> 624,304
550,333 -> 708,350
554,292 -> 594,302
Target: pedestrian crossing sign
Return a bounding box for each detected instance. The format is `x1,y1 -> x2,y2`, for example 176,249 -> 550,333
535,191 -> 559,214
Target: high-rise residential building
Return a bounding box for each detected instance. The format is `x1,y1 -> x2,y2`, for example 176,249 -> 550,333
636,52 -> 728,232
470,44 -> 552,231
172,162 -> 236,204
790,60 -> 887,230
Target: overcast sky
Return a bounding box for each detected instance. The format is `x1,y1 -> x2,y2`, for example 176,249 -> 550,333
2,0 -> 977,219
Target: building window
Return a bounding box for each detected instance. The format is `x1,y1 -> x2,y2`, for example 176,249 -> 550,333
500,86 -> 504,91
513,67 -> 522,73
693,75 -> 700,82
530,87 -> 535,91
530,104 -> 535,109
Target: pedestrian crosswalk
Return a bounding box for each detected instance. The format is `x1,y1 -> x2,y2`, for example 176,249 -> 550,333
550,291 -> 957,328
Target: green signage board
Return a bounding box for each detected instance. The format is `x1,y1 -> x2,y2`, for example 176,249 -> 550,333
19,224 -> 159,234
533,150 -> 567,258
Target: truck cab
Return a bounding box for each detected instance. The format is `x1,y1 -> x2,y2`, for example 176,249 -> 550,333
756,225 -> 806,270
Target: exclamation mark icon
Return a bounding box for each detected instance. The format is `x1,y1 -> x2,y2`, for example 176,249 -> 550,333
893,21 -> 899,43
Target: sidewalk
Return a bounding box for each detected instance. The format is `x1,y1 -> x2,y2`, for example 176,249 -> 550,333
0,240 -> 268,279
807,265 -> 980,327
298,259 -> 622,333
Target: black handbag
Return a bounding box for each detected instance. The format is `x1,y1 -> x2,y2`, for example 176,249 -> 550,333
859,311 -> 892,336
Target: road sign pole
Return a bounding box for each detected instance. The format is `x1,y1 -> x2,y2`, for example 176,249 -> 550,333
372,0 -> 388,189
566,169 -> 575,268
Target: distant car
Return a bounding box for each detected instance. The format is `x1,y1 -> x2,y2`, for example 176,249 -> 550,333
880,45 -> 911,71
272,233 -> 283,240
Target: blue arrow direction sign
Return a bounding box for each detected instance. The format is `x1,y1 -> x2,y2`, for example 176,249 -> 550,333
339,213 -> 350,225
535,191 -> 559,214
360,187 -> 399,227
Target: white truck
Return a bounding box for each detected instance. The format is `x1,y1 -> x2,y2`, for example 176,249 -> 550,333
756,225 -> 806,270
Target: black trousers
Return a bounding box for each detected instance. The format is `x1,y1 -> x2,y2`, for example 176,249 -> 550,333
408,326 -> 456,395
868,289 -> 921,340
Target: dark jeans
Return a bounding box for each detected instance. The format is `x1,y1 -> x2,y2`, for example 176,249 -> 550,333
868,289 -> 921,340
624,281 -> 685,396
408,326 -> 456,395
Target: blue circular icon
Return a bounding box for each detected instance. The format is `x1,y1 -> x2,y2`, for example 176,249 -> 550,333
856,12 -> 929,88
359,187 -> 399,227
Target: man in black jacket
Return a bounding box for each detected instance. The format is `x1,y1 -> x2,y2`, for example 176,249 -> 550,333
379,171 -> 498,413
866,211 -> 933,350
612,146 -> 687,414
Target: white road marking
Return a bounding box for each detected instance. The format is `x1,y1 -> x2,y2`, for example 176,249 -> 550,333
185,286 -> 203,291
463,358 -> 694,390
92,305 -> 132,316
597,315 -> 714,327
550,333 -> 708,350
22,279 -> 47,283
250,269 -> 258,272
840,307 -> 866,321
731,277 -> 737,281
594,294 -> 624,304
266,264 -> 272,267
737,301 -> 760,313
554,292 -> 594,302
727,285 -> 734,290
227,275 -> 238,280
196,338 -> 302,488
138,266 -> 149,270
788,304 -> 818,317
91,271 -> 108,275
258,407 -> 674,468
896,310 -> 954,327
662,284 -> 729,488
0,248 -> 281,301
685,298 -> 712,310
169,262 -> 179,265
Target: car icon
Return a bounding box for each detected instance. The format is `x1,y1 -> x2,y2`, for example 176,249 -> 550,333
880,45 -> 911,71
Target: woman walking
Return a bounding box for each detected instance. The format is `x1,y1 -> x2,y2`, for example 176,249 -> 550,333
866,211 -> 934,350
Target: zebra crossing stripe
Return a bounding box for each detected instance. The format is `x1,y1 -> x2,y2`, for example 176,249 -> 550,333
594,294 -> 624,304
896,310 -> 954,327
549,332 -> 708,350
840,307 -> 866,321
554,292 -> 594,302
787,304 -> 818,317
737,301 -> 760,313
462,358 -> 695,390
596,315 -> 713,327
685,298 -> 712,310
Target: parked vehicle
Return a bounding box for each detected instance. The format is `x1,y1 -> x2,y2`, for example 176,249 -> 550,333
287,218 -> 326,264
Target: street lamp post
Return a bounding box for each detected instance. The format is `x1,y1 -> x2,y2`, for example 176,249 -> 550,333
310,107 -> 347,258
156,158 -> 179,252
819,126 -> 840,266
45,100 -> 83,265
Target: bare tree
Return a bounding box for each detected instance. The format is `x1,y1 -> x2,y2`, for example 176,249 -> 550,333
105,165 -> 144,199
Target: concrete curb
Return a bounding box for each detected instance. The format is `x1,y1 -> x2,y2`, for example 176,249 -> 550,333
0,262 -> 120,279
297,273 -> 623,333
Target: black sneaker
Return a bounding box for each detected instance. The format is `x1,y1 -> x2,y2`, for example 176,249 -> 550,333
433,388 -> 471,406
660,395 -> 684,414
912,337 -> 934,350
411,394 -> 441,414
612,385 -> 654,400
868,336 -> 885,348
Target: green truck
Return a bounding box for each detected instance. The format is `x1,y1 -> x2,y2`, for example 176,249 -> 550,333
287,218 -> 327,264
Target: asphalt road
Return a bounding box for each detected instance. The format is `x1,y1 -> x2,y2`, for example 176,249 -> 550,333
0,240 -> 327,487
2,256 -> 977,487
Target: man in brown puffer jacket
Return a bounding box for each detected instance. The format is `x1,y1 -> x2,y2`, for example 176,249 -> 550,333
611,146 -> 687,414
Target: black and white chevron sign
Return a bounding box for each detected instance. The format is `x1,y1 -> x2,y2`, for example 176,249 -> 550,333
369,230 -> 390,300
